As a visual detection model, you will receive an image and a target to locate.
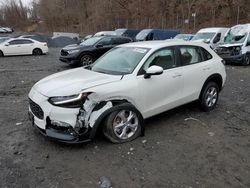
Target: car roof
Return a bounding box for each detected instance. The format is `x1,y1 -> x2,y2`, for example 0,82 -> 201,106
119,40 -> 210,50
198,27 -> 229,33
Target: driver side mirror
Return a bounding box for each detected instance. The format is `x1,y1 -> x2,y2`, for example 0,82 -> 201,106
144,65 -> 163,79
204,39 -> 211,44
96,44 -> 103,48
5,43 -> 9,46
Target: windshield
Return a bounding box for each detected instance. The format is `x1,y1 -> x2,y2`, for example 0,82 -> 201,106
115,29 -> 126,36
135,30 -> 151,40
192,32 -> 216,40
0,38 -> 9,43
80,37 -> 102,46
90,47 -> 150,75
224,30 -> 247,44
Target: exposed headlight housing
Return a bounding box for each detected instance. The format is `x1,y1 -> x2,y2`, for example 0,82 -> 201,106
48,92 -> 91,108
67,49 -> 80,54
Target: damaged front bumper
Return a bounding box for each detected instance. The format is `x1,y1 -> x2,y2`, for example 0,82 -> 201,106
215,46 -> 244,63
28,88 -> 113,143
28,111 -> 92,143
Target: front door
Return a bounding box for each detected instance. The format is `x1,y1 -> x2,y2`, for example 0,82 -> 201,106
136,47 -> 183,118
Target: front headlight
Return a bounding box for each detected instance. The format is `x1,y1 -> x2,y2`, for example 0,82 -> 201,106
67,49 -> 80,54
48,92 -> 91,108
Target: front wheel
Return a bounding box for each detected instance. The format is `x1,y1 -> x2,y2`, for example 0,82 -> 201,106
199,82 -> 219,112
103,108 -> 143,143
242,54 -> 250,66
80,54 -> 94,66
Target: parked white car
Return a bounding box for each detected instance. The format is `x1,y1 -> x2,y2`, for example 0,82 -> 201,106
192,27 -> 229,49
0,38 -> 48,57
28,41 -> 226,143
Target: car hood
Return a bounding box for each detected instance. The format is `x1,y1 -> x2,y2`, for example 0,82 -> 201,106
218,43 -> 243,48
33,68 -> 122,97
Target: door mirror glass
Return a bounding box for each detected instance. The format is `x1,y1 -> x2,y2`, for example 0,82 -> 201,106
144,65 -> 163,78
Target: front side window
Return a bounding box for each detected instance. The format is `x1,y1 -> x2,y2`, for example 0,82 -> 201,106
98,37 -> 113,46
80,37 -> 102,46
180,46 -> 202,65
192,32 -> 216,41
91,47 -> 149,75
142,48 -> 176,71
213,33 -> 221,43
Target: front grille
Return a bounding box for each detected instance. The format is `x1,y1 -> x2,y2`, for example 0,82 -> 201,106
61,50 -> 69,56
29,98 -> 44,119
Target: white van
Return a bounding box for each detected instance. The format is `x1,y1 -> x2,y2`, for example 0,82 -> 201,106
215,24 -> 250,65
192,27 -> 229,49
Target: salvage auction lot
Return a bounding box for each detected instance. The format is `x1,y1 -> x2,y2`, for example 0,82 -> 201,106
0,49 -> 249,188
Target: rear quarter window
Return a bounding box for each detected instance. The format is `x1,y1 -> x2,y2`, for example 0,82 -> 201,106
201,47 -> 213,61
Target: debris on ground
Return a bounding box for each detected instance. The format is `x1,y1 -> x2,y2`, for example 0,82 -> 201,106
184,117 -> 207,126
99,176 -> 112,188
142,139 -> 147,144
208,132 -> 215,137
15,122 -> 22,126
13,151 -> 22,155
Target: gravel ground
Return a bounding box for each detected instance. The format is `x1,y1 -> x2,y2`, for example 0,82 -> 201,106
0,48 -> 249,188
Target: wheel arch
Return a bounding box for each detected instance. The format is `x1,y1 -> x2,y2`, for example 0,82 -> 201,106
89,99 -> 144,139
0,49 -> 4,56
199,74 -> 223,99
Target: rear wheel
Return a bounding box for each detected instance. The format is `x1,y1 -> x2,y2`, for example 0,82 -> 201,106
103,108 -> 142,143
0,50 -> 3,57
80,54 -> 94,66
242,54 -> 250,66
199,82 -> 219,112
32,48 -> 42,56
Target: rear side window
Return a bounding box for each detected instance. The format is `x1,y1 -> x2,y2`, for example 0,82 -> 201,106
179,46 -> 202,65
201,47 -> 213,61
22,39 -> 34,44
113,38 -> 131,45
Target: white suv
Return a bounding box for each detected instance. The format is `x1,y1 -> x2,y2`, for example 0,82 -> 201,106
28,41 -> 226,143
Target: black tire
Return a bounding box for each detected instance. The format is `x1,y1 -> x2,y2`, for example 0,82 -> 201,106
242,54 -> 250,66
199,82 -> 219,112
0,50 -> 3,57
32,48 -> 43,56
103,105 -> 143,143
80,54 -> 94,66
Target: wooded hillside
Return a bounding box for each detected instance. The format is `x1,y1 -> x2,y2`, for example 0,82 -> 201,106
0,0 -> 249,35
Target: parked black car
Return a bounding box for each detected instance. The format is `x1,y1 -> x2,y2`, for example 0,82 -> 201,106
60,35 -> 132,66
115,28 -> 140,41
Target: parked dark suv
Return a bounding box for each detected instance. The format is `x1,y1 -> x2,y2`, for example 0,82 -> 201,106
60,35 -> 132,66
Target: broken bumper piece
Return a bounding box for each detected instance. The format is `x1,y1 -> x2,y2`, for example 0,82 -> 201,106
29,112 -> 92,144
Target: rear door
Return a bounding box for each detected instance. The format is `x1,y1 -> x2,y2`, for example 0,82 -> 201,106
178,45 -> 214,103
20,39 -> 35,54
